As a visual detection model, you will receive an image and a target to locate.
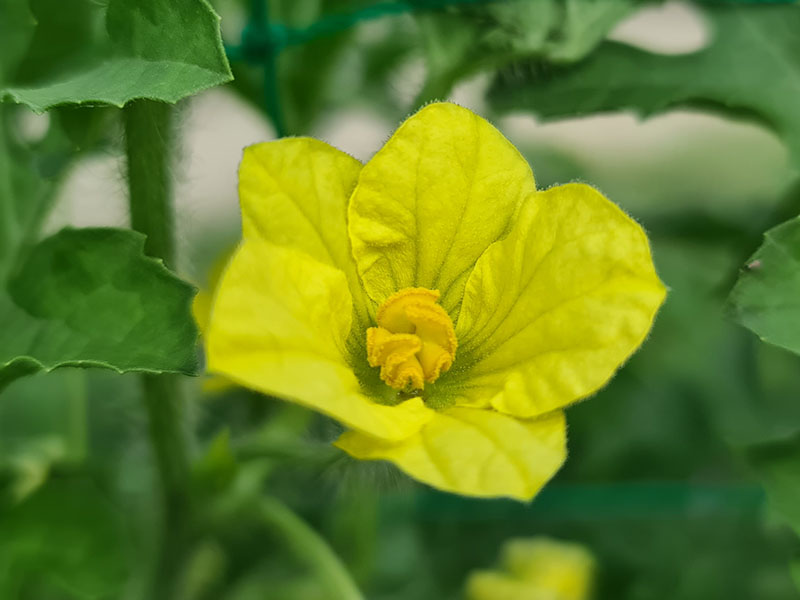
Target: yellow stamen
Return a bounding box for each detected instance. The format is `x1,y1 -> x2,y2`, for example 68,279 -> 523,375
366,287 -> 457,391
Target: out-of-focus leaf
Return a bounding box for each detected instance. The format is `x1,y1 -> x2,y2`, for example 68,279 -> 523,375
193,428 -> 238,494
0,105 -> 113,281
641,237 -> 800,446
793,560 -> 800,593
489,4 -> 800,163
728,216 -> 800,357
0,370 -> 86,504
326,483 -> 378,584
0,228 -> 199,391
2,0 -> 232,112
10,0 -> 102,88
748,434 -> 800,533
416,0 -> 635,104
175,541 -> 227,600
0,475 -> 130,598
547,0 -> 638,62
747,433 -> 800,594
280,32 -> 354,134
0,0 -> 35,84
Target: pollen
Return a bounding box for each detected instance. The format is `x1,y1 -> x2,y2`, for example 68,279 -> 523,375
366,288 -> 457,391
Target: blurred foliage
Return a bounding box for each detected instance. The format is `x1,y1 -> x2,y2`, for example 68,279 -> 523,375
3,0 -> 800,599
488,4 -> 800,163
0,475 -> 132,598
415,0 -> 637,103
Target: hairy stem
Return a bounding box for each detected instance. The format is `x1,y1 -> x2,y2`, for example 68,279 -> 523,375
125,100 -> 177,267
124,99 -> 191,599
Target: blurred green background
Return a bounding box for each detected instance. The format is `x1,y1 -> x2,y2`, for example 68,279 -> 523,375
2,0 -> 800,598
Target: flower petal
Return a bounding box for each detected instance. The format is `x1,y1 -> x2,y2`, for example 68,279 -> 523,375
207,239 -> 433,441
348,102 -> 536,316
466,571 -> 550,600
239,138 -> 373,326
335,408 -> 566,501
448,183 -> 666,418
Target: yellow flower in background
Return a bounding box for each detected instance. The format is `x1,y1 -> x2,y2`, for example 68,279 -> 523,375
466,537 -> 595,600
207,102 -> 665,500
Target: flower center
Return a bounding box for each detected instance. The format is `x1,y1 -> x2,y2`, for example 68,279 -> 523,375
366,288 -> 457,391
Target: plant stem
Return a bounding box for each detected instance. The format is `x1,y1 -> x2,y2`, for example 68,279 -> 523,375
259,1 -> 287,137
125,100 -> 177,267
257,496 -> 365,600
124,99 -> 192,599
263,37 -> 287,138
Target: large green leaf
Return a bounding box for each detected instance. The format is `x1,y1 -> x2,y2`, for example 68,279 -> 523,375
728,216 -> 800,357
488,4 -> 800,162
2,0 -> 232,112
0,228 -> 199,391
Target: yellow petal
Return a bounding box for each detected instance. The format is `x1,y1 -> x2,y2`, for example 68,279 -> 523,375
207,239 -> 433,441
335,408 -> 566,501
192,288 -> 213,334
501,538 -> 595,600
466,537 -> 594,600
239,138 -> 373,327
348,102 -> 536,316
193,246 -> 237,394
466,571 -> 554,600
449,183 -> 666,418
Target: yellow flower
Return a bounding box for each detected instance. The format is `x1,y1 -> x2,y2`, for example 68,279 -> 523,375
466,537 -> 595,600
192,246 -> 237,394
206,102 -> 665,500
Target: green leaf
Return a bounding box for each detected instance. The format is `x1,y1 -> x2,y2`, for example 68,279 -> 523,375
0,228 -> 199,391
193,428 -> 238,495
748,438 -> 800,531
415,0 -> 635,105
793,560 -> 800,593
728,216 -> 800,357
0,0 -> 35,85
488,4 -> 800,163
0,104 -> 109,281
2,0 -> 232,112
747,433 -> 800,595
